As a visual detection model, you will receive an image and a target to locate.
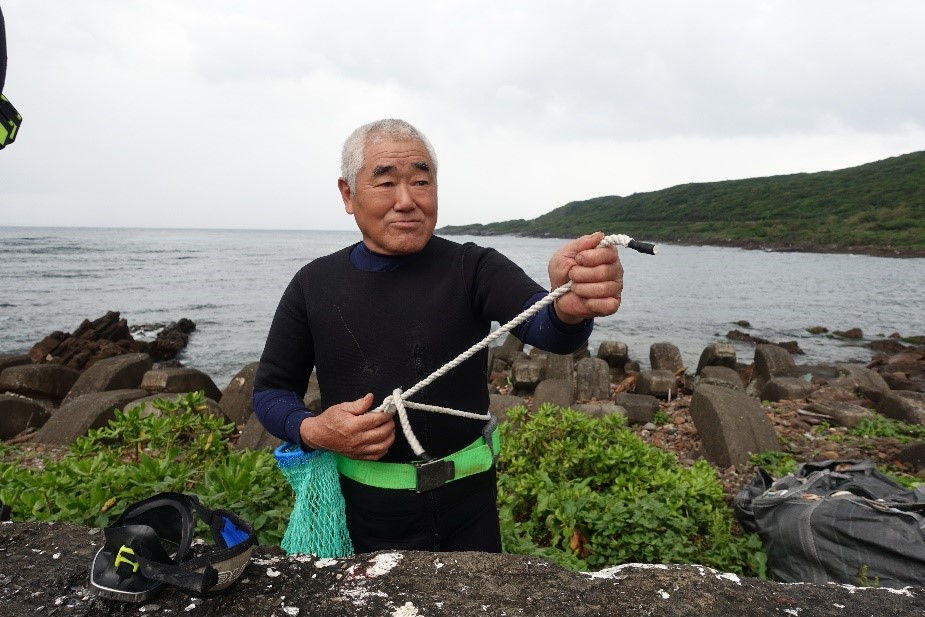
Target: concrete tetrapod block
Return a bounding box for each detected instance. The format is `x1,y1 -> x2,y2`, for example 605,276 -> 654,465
141,367 -> 222,402
831,363 -> 891,398
614,392 -> 659,424
0,354 -> 32,374
33,389 -> 148,445
544,353 -> 575,381
760,377 -> 814,402
754,344 -> 796,382
877,391 -> 925,425
511,358 -> 547,392
219,362 -> 259,425
574,402 -> 628,419
636,369 -> 677,399
62,353 -> 153,405
697,366 -> 744,391
531,378 -> 575,411
575,357 -> 611,401
696,343 -> 737,374
689,383 -> 780,468
596,341 -> 629,370
0,394 -> 51,439
0,363 -> 81,403
650,342 -> 684,373
489,394 -> 527,423
236,412 -> 283,451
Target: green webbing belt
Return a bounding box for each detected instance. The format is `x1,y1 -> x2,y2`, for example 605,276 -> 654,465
335,425 -> 500,491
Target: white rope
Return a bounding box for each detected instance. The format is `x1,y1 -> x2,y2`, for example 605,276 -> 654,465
376,233 -> 637,458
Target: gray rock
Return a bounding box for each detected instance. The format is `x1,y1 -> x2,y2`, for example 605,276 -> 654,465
614,392 -> 660,424
754,344 -> 796,382
898,442 -> 925,468
636,369 -> 678,399
220,362 -> 259,425
696,343 -> 737,374
804,400 -> 875,429
62,353 -> 153,405
649,342 -> 684,372
5,520 -> 925,616
571,340 -> 591,361
0,363 -> 81,403
235,412 -> 283,451
877,391 -> 925,425
574,402 -> 627,419
690,384 -> 780,468
492,333 -> 525,364
596,340 -> 629,369
0,353 -> 31,374
531,378 -> 575,411
0,394 -> 50,439
141,367 -> 222,402
832,363 -> 891,398
511,358 -> 547,391
33,389 -> 148,445
760,377 -> 814,402
488,394 -> 526,422
544,353 -> 575,381
697,366 -> 744,390
575,357 -> 611,401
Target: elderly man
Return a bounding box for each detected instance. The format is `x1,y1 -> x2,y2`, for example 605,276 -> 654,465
253,119 -> 623,553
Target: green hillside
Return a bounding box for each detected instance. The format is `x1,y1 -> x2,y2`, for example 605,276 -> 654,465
438,151 -> 925,256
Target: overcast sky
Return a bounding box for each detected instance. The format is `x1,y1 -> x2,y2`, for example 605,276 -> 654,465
1,1 -> 923,231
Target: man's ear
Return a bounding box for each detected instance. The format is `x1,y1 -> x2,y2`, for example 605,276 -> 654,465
338,177 -> 354,214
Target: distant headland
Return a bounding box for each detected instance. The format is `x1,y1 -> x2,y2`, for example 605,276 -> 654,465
438,151 -> 925,259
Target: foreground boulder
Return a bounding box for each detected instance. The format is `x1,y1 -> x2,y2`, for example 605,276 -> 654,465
2,521 -> 924,616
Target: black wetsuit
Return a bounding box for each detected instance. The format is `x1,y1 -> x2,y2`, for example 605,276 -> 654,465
255,235 -> 590,551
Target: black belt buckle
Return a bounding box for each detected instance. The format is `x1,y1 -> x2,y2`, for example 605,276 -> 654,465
414,458 -> 455,493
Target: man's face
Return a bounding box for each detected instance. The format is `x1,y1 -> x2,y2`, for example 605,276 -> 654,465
338,138 -> 438,255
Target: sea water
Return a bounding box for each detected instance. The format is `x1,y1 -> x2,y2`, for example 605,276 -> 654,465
1,227 -> 923,388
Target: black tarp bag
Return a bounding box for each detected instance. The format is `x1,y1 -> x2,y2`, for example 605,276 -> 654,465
734,459 -> 925,588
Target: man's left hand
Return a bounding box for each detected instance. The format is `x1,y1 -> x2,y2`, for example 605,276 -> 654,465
548,232 -> 624,324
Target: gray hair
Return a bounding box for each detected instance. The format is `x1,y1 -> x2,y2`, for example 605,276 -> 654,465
340,119 -> 438,193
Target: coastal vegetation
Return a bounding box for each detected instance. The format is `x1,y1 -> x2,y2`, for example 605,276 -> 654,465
438,151 -> 925,255
2,392 -> 922,579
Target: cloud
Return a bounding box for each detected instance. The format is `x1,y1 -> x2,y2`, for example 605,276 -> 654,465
1,0 -> 923,230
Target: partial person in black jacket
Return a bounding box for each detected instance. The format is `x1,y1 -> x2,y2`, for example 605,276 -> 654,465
253,119 -> 624,552
1,4 -> 23,150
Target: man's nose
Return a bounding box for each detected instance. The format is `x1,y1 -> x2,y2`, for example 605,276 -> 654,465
393,183 -> 416,210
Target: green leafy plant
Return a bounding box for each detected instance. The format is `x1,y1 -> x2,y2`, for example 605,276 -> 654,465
0,392 -> 292,545
850,416 -> 925,442
652,410 -> 671,425
748,451 -> 798,478
497,404 -> 767,576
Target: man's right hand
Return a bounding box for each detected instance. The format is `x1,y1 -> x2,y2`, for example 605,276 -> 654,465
298,393 -> 396,460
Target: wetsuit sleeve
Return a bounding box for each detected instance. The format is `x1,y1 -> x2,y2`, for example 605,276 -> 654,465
252,389 -> 313,445
513,292 -> 593,354
253,268 -> 316,445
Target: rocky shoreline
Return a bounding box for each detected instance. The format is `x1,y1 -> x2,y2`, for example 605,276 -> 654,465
440,230 -> 925,259
2,314 -> 925,613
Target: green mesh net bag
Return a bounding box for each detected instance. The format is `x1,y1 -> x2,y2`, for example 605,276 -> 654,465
274,443 -> 354,558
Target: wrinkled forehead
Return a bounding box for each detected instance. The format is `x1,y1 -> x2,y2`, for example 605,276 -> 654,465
362,138 -> 434,172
